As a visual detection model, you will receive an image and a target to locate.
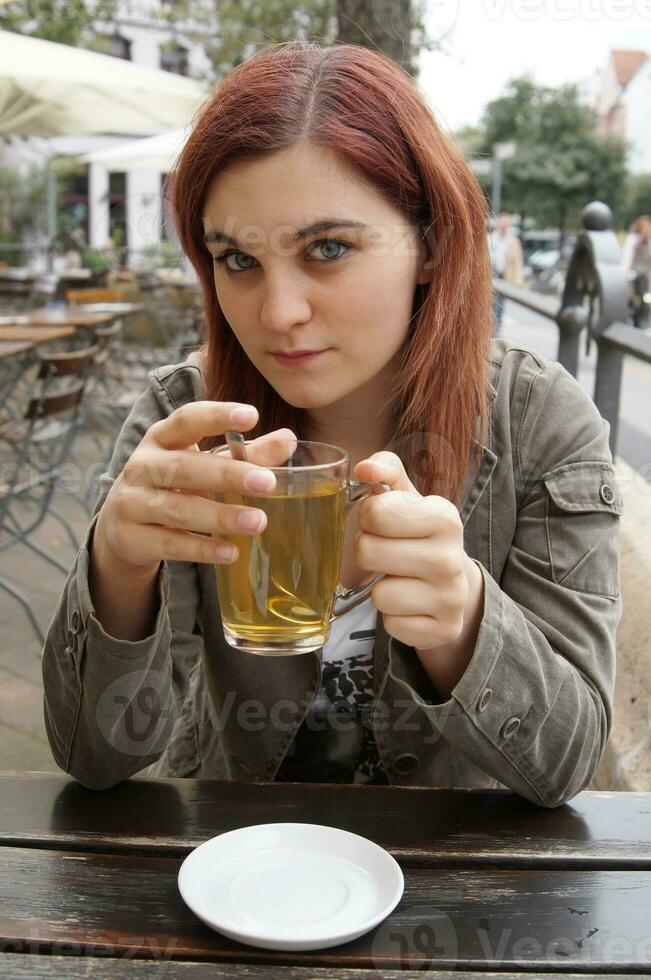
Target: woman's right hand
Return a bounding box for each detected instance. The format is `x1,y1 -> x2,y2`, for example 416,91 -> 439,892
93,401 -> 298,577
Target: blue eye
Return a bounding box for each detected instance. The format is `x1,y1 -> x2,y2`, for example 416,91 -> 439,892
213,238 -> 351,274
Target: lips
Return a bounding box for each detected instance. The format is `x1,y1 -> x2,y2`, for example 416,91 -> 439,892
271,349 -> 330,365
271,350 -> 324,356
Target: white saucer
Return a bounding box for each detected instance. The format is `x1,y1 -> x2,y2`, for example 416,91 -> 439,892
177,822 -> 404,951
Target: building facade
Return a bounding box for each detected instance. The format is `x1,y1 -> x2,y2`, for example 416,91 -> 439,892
593,49 -> 651,177
9,0 -> 214,267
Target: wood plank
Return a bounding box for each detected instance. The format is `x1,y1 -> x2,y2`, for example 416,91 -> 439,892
1,846 -> 650,971
0,952 -> 637,979
1,774 -> 650,868
0,326 -> 75,343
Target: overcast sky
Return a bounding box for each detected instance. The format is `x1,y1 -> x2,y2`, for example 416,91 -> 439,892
417,0 -> 651,132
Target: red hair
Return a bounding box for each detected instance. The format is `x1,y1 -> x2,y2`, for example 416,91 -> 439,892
168,40 -> 493,507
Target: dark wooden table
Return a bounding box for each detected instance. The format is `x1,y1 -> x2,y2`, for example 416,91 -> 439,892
1,773 -> 649,978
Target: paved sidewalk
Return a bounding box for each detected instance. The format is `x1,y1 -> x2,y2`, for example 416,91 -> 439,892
0,429 -> 100,771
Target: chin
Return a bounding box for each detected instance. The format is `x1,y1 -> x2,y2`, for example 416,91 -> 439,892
275,389 -> 340,410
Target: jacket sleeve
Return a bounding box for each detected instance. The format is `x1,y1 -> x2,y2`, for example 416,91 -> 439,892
386,360 -> 623,807
41,381 -> 202,790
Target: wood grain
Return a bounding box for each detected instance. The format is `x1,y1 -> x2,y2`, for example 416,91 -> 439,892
1,845 -> 651,971
0,952 -> 638,978
1,775 -> 650,868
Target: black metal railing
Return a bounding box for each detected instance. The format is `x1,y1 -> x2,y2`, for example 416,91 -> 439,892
494,202 -> 651,457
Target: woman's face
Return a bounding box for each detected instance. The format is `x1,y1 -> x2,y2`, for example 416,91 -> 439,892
202,142 -> 431,412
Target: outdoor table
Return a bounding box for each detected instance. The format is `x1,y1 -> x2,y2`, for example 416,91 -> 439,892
0,325 -> 75,344
1,773 -> 650,976
70,302 -> 146,316
0,308 -> 120,329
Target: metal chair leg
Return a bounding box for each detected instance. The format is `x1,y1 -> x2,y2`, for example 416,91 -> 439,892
18,536 -> 70,574
0,574 -> 45,645
46,504 -> 81,550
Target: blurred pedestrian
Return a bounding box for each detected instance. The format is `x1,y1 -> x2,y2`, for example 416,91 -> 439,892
621,215 -> 651,329
488,213 -> 524,336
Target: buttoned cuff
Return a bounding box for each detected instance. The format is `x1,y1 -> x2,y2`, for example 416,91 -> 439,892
65,513 -> 170,667
387,559 -> 499,718
386,560 -> 553,804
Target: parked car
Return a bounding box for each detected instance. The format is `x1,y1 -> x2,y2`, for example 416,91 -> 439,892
528,237 -> 576,293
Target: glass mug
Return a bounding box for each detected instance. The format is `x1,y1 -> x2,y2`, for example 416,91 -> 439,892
210,440 -> 392,655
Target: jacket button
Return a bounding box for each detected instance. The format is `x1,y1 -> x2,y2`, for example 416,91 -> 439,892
392,753 -> 420,775
70,609 -> 81,634
600,483 -> 615,505
477,688 -> 492,712
501,717 -> 521,739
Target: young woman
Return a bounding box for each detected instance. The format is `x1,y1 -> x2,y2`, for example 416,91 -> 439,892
42,41 -> 622,805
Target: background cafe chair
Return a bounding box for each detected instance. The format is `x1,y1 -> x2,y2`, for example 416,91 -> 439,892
0,343 -> 98,645
71,321 -> 143,512
0,347 -> 35,424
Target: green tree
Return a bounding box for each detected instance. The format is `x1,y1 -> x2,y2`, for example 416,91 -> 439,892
471,77 -> 628,238
0,0 -> 117,48
0,149 -> 47,263
156,0 -> 436,81
155,0 -> 337,79
337,0 -> 436,78
621,173 -> 651,229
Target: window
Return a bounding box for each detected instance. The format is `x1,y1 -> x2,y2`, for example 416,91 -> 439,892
105,34 -> 131,61
160,41 -> 189,76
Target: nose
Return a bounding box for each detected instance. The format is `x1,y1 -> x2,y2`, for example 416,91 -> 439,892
259,269 -> 312,333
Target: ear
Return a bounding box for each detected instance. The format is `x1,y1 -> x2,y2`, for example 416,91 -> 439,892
412,227 -> 436,286
415,243 -> 436,285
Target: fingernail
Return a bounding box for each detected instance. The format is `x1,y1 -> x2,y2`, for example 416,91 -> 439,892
230,405 -> 257,424
215,544 -> 237,562
238,510 -> 266,532
244,469 -> 276,492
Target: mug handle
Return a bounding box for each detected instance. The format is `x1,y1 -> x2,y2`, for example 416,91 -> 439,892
331,479 -> 392,619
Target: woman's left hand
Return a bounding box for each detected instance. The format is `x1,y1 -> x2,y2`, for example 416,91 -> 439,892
353,451 -> 481,656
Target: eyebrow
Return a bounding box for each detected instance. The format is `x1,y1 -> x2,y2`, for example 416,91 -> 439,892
203,219 -> 368,248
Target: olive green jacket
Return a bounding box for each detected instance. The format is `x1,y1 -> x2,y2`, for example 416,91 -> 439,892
42,339 -> 623,806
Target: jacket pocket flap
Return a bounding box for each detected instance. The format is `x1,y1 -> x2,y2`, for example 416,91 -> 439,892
543,462 -> 623,516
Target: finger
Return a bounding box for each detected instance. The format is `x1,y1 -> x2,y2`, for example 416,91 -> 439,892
237,428 -> 298,468
152,525 -> 240,565
148,401 -> 260,451
356,534 -> 465,581
124,441 -> 289,496
371,576 -> 463,618
383,614 -> 456,651
122,486 -> 267,537
164,428 -> 298,501
370,576 -> 437,616
359,492 -> 462,540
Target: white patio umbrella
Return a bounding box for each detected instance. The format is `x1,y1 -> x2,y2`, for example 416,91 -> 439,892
81,128 -> 189,173
0,29 -> 208,267
0,29 -> 208,137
